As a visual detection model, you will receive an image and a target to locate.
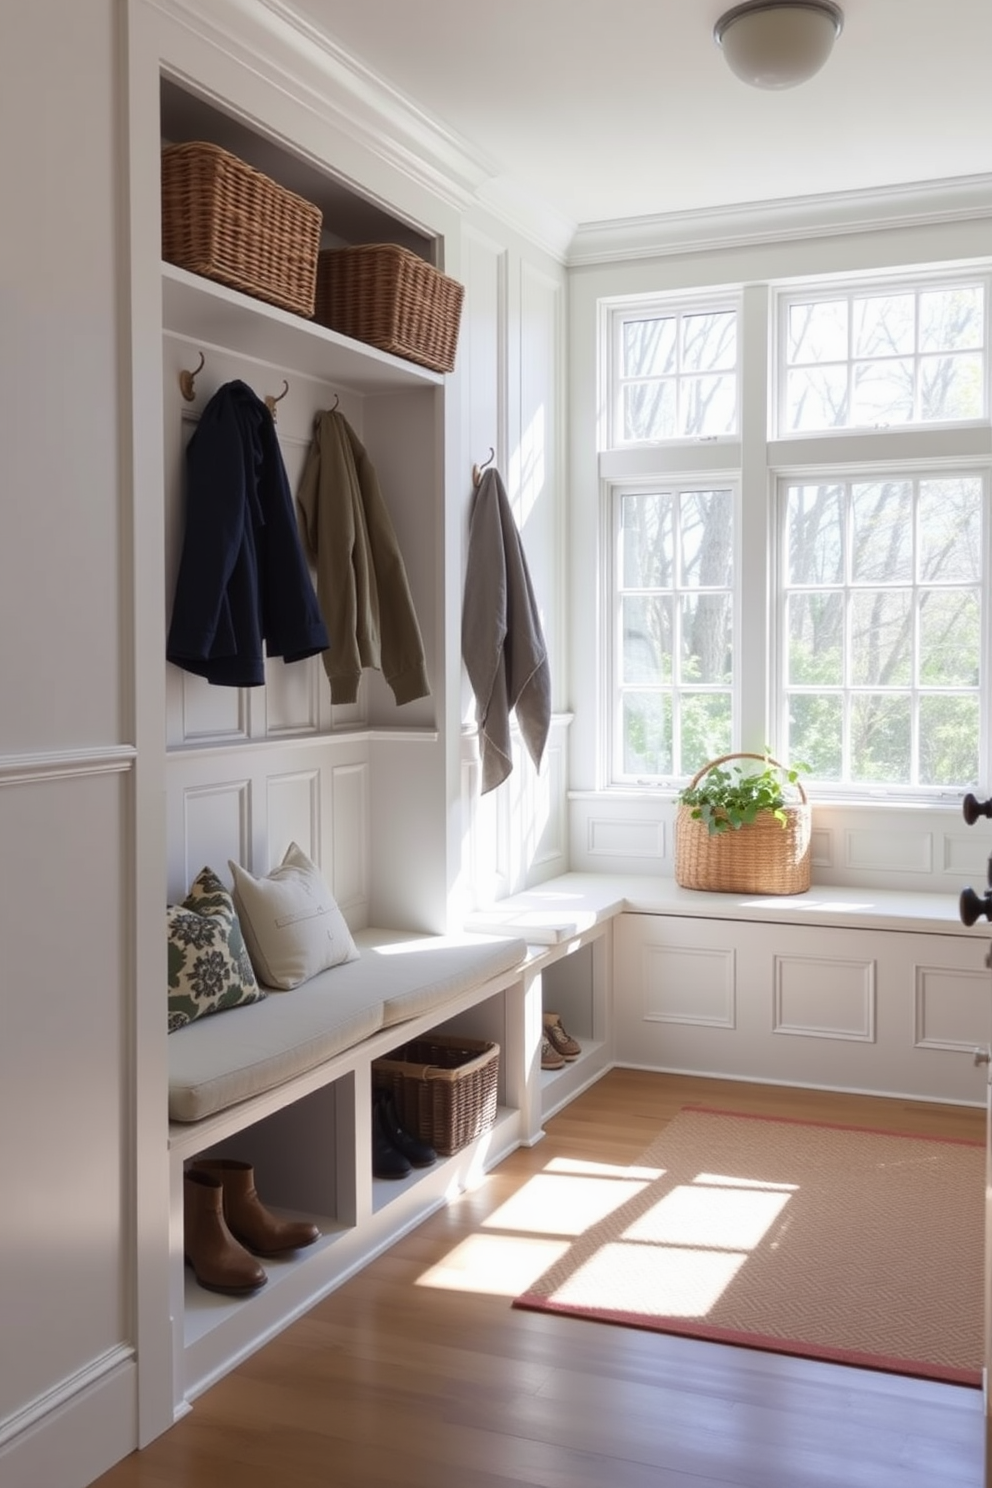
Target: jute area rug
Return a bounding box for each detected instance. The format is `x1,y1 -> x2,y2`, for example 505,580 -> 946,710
513,1106 -> 984,1385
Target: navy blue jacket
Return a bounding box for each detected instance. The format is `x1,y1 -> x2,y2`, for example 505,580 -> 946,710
166,381 -> 328,686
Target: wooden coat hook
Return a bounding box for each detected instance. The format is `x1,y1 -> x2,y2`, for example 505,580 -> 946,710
265,379 -> 289,421
472,447 -> 495,488
179,351 -> 205,402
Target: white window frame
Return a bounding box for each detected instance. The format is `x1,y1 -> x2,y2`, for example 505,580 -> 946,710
600,269 -> 992,802
772,269 -> 991,442
607,291 -> 742,450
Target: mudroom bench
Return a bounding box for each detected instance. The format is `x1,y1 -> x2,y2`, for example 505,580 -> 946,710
167,925 -> 531,1408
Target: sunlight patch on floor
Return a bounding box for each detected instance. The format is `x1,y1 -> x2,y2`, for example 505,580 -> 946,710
623,1176 -> 794,1251
482,1170 -> 651,1236
548,1240 -> 749,1318
542,1156 -> 665,1180
414,1233 -> 570,1295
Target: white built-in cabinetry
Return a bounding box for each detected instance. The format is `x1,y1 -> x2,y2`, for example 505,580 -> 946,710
614,911 -> 991,1103
155,72 -> 587,1413
159,79 -> 460,1406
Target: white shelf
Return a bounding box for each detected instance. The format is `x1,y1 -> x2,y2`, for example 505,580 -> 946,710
540,1041 -> 612,1122
161,262 -> 444,393
180,1106 -> 523,1399
183,1213 -> 347,1350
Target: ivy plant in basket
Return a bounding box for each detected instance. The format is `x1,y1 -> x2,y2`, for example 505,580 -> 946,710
677,751 -> 808,835
674,751 -> 812,896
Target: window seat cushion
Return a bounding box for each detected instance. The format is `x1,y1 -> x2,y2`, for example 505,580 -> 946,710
167,927 -> 526,1123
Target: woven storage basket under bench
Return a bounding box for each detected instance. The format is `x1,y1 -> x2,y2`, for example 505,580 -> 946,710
161,140 -> 322,317
372,1034 -> 499,1156
314,243 -> 465,373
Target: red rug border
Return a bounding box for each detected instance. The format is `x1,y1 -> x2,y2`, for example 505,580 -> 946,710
512,1104 -> 984,1388
511,1293 -> 982,1388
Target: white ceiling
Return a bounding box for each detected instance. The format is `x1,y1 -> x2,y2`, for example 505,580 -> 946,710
285,0 -> 992,236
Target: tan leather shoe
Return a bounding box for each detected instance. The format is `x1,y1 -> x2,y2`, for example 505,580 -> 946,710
192,1158 -> 320,1256
183,1169 -> 267,1294
541,1035 -> 566,1070
543,1011 -> 581,1060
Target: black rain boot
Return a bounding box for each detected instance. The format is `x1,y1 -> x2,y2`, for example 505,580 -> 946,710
372,1095 -> 412,1179
376,1089 -> 437,1168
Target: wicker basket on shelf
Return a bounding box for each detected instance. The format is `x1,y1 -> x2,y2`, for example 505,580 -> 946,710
314,243 -> 465,372
161,141 -> 322,317
372,1034 -> 499,1156
675,752 -> 812,895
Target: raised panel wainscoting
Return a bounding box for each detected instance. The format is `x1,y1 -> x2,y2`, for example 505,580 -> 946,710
472,873 -> 992,1108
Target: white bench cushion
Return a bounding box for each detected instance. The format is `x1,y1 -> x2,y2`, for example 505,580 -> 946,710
168,927 -> 526,1124
359,928 -> 527,1026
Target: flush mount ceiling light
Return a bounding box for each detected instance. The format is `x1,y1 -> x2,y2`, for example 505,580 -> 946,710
714,1 -> 844,89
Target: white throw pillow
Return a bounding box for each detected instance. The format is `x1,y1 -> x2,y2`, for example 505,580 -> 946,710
228,843 -> 360,989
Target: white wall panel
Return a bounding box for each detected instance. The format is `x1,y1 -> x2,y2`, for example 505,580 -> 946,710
176,674 -> 249,745
331,760 -> 370,913
264,660 -> 321,737
845,828 -> 935,875
533,734 -> 566,869
810,828 -> 833,868
773,955 -> 876,1041
588,815 -> 666,859
0,771 -> 129,1422
265,769 -> 321,867
0,3 -> 122,755
642,944 -> 736,1028
914,964 -> 991,1052
462,716 -> 571,907
516,261 -> 563,705
181,779 -> 251,894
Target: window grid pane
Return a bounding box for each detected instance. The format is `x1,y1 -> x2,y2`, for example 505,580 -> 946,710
615,301 -> 739,443
780,279 -> 986,434
616,486 -> 735,781
782,475 -> 984,789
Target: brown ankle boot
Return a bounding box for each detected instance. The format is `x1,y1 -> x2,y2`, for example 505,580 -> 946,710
183,1170 -> 267,1294
191,1159 -> 320,1256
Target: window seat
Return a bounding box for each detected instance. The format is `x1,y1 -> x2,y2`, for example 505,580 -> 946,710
168,927 -> 529,1123
468,871 -> 989,1113
465,871 -> 971,942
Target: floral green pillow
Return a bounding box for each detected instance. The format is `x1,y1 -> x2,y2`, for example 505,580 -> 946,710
167,867 -> 266,1033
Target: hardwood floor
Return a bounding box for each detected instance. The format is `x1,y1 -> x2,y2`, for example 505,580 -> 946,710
93,1070 -> 987,1488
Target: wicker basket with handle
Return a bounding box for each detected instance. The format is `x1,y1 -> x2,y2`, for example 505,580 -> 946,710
372,1034 -> 499,1157
161,141 -> 322,317
675,752 -> 811,895
314,243 -> 465,373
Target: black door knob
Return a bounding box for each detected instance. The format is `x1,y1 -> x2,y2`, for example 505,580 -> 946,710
962,793 -> 992,825
960,886 -> 992,926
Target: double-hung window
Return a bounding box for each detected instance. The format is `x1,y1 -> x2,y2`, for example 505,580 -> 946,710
603,270 -> 991,798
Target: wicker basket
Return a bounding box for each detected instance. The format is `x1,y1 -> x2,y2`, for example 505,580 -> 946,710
372,1034 -> 499,1156
161,141 -> 322,318
675,753 -> 811,895
314,243 -> 465,372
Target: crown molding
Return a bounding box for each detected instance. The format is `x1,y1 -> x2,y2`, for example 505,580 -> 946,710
148,0 -> 575,258
144,3 -> 992,269
568,173 -> 992,266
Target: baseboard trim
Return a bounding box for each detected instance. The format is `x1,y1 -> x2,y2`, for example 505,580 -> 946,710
0,1355 -> 137,1488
